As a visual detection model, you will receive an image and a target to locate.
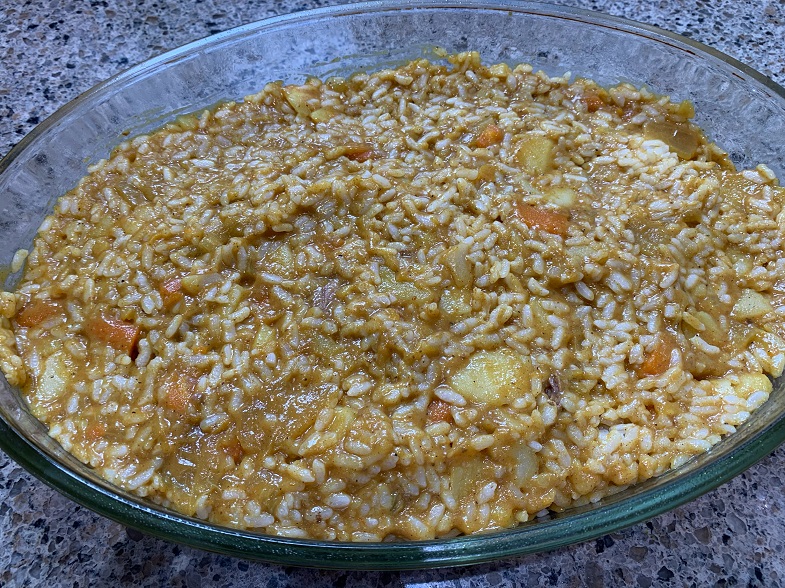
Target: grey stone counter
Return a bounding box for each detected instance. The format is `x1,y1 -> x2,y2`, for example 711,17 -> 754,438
1,1 -> 784,586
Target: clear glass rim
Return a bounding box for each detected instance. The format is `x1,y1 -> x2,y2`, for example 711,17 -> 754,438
2,0 -> 785,570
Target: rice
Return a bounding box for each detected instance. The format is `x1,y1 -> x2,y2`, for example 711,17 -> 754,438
1,51 -> 785,541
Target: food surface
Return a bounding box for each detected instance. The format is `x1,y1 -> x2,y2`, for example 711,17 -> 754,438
1,52 -> 785,541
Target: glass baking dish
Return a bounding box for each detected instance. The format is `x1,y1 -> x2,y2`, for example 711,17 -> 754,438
1,0 -> 785,569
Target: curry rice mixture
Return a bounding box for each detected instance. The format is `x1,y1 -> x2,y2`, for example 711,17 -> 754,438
2,52 -> 785,541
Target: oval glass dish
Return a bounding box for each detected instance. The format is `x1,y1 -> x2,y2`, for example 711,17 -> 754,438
2,0 -> 785,570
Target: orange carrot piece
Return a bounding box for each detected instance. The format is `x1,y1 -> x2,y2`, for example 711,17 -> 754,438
475,124 -> 504,148
582,91 -> 606,113
85,423 -> 106,441
163,370 -> 199,414
15,300 -> 59,327
427,399 -> 453,424
164,379 -> 192,413
515,203 -> 570,236
637,332 -> 678,377
85,313 -> 141,358
344,144 -> 376,162
159,277 -> 183,308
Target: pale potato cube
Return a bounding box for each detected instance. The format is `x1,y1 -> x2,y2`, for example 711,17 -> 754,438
439,288 -> 472,321
732,289 -> 772,319
328,406 -> 356,439
283,84 -> 320,117
511,442 -> 539,486
755,331 -> 785,377
491,440 -> 539,487
736,373 -> 772,398
709,373 -> 771,401
310,107 -> 338,123
266,244 -> 295,278
378,267 -> 429,303
516,135 -> 555,175
180,272 -> 223,295
37,353 -> 69,402
488,63 -> 511,79
443,242 -> 472,287
0,292 -> 16,319
450,454 -> 494,500
253,325 -> 276,355
544,186 -> 577,207
449,349 -> 532,406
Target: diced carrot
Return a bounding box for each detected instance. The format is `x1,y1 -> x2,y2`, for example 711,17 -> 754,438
582,90 -> 607,113
164,378 -> 192,413
475,124 -> 504,148
154,365 -> 199,414
85,313 -> 141,358
159,277 -> 183,308
344,144 -> 376,162
514,203 -> 570,236
637,332 -> 678,377
427,399 -> 453,424
15,299 -> 59,327
348,151 -> 374,162
85,422 -> 106,441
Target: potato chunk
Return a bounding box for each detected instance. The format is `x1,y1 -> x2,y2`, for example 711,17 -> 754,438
710,373 -> 771,405
378,267 -> 429,303
732,289 -> 772,319
449,454 -> 495,501
309,107 -> 338,123
439,287 -> 472,321
443,242 -> 473,287
510,442 -> 539,486
283,84 -> 320,117
37,353 -> 69,402
252,324 -> 277,355
643,119 -> 699,159
544,186 -> 577,207
516,135 -> 555,175
449,349 -> 532,406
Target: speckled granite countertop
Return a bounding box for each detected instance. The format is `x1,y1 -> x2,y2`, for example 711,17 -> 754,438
2,1 -> 785,586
